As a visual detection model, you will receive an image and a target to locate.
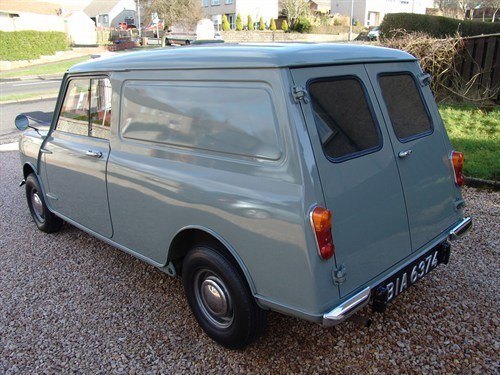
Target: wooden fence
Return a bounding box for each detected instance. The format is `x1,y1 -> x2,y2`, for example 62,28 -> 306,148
455,33 -> 500,101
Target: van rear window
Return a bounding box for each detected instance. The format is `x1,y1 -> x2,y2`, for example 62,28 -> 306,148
308,77 -> 381,161
120,82 -> 281,160
378,74 -> 432,141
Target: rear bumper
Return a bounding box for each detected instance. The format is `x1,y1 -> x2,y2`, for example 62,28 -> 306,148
322,216 -> 472,327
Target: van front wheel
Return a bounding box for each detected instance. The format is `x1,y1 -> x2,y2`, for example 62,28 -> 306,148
25,173 -> 63,233
182,244 -> 266,349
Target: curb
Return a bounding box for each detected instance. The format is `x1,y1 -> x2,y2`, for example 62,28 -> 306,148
0,74 -> 64,83
465,177 -> 500,190
1,93 -> 58,105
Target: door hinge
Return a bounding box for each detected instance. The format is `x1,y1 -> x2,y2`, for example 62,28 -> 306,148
332,264 -> 347,285
291,86 -> 309,103
418,73 -> 431,87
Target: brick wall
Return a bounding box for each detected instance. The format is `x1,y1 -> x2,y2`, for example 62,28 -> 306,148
221,31 -> 357,43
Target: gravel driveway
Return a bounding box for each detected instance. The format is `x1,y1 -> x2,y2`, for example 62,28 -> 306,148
1,149 -> 498,373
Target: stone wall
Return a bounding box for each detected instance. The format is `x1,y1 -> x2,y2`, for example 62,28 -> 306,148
221,30 -> 358,43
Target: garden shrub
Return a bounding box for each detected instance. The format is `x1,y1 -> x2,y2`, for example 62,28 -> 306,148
259,17 -> 265,31
270,19 -> 277,31
292,17 -> 312,33
0,31 -> 69,61
380,13 -> 500,38
222,15 -> 230,31
247,15 -> 254,31
236,14 -> 243,31
282,20 -> 289,32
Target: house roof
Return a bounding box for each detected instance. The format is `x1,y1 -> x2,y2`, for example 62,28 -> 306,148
0,0 -> 61,15
69,43 -> 416,73
84,0 -> 121,17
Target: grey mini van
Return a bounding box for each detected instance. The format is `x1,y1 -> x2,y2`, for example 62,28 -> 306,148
16,44 -> 472,349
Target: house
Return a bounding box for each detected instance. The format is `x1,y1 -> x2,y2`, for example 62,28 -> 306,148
84,0 -> 136,28
331,0 -> 435,27
309,0 -> 331,14
64,11 -> 97,45
201,0 -> 279,30
0,0 -> 65,31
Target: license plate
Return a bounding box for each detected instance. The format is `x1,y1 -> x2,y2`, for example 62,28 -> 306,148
372,243 -> 450,311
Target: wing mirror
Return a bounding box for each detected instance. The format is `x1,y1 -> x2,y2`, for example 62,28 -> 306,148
14,114 -> 30,131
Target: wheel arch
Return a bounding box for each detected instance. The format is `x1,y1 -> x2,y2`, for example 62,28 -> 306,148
22,162 -> 37,179
167,226 -> 257,295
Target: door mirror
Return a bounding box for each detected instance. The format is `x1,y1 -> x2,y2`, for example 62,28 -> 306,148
15,114 -> 30,131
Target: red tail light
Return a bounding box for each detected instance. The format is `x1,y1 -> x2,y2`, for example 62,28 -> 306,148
451,151 -> 464,186
310,206 -> 334,260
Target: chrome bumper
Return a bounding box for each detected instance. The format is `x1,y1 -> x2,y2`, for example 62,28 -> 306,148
449,217 -> 472,241
322,287 -> 371,326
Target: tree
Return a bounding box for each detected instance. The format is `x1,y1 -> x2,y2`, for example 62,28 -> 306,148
282,19 -> 288,31
483,0 -> 500,22
270,19 -> 277,31
236,13 -> 243,31
247,15 -> 254,30
280,0 -> 310,29
147,0 -> 201,46
222,15 -> 230,31
259,17 -> 265,30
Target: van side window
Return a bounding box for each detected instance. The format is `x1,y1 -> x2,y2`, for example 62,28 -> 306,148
378,74 -> 432,141
57,79 -> 90,136
57,77 -> 111,139
308,77 -> 381,161
121,82 -> 281,160
90,78 -> 112,139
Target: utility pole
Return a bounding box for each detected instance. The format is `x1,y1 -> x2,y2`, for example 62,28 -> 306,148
137,0 -> 141,37
349,0 -> 354,41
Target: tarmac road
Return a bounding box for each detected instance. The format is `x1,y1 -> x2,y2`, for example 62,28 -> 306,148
0,77 -> 62,97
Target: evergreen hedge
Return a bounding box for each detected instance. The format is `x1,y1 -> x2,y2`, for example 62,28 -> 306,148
380,13 -> 500,38
0,31 -> 69,61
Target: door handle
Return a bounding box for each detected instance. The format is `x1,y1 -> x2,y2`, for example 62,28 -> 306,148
85,150 -> 103,158
398,149 -> 412,159
40,148 -> 52,154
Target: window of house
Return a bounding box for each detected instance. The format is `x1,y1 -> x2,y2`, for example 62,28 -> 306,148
308,77 -> 381,161
226,0 -> 233,4
57,78 -> 112,139
211,0 -> 220,5
378,74 -> 432,141
202,0 -> 209,6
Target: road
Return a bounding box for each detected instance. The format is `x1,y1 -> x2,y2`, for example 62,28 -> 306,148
0,77 -> 62,97
0,98 -> 56,143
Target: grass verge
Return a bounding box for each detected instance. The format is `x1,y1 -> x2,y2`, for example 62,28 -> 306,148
0,56 -> 90,79
0,91 -> 58,103
439,103 -> 499,181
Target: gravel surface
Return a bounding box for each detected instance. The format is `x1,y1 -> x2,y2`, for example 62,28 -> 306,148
1,149 -> 498,373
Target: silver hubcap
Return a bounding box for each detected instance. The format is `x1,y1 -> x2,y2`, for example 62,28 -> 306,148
194,271 -> 233,329
31,190 -> 44,222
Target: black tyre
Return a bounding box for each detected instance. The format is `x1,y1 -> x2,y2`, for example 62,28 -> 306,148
25,173 -> 63,233
182,244 -> 267,349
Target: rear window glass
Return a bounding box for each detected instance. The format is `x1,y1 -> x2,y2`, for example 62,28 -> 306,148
308,77 -> 381,161
121,82 -> 281,160
378,74 -> 432,141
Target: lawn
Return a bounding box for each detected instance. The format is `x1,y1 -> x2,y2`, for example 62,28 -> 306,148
0,56 -> 90,78
439,104 -> 499,181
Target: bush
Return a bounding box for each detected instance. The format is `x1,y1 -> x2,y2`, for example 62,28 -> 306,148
292,17 -> 312,33
380,13 -> 500,38
247,15 -> 254,31
236,13 -> 243,31
270,19 -> 277,31
0,31 -> 69,61
282,20 -> 289,32
222,15 -> 230,31
259,17 -> 265,31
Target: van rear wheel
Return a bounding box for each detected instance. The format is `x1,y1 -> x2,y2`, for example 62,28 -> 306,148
182,244 -> 267,349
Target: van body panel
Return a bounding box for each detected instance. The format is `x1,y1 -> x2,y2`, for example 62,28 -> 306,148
105,68 -> 336,312
365,62 -> 461,250
291,65 -> 412,297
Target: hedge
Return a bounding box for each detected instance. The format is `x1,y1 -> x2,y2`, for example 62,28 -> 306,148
0,31 -> 70,61
380,13 -> 500,38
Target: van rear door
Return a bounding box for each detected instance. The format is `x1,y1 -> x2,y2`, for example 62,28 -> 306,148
365,62 -> 459,251
291,65 -> 412,297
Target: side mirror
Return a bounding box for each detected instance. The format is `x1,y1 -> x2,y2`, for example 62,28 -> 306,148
15,114 -> 30,131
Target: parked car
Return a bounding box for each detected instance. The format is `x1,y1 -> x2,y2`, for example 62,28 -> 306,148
15,44 -> 472,349
367,26 -> 380,41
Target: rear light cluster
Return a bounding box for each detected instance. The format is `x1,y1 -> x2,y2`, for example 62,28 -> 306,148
451,151 -> 465,186
310,206 -> 334,260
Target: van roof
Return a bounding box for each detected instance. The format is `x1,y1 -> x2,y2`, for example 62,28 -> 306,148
68,43 -> 416,73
